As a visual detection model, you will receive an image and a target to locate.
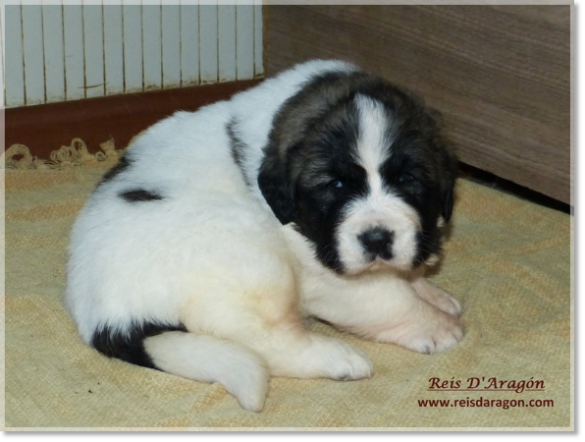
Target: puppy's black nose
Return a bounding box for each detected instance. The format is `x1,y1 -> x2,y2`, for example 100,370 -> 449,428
358,227 -> 394,257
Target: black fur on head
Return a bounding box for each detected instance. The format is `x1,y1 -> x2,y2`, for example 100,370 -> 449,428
258,70 -> 457,273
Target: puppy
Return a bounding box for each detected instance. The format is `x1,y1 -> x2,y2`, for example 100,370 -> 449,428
66,60 -> 462,412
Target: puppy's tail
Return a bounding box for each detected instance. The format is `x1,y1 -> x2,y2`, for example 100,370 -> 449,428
91,323 -> 269,412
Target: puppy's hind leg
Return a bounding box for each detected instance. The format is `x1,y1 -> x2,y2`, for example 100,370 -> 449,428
255,326 -> 374,381
199,309 -> 374,382
181,263 -> 372,391
144,332 -> 269,412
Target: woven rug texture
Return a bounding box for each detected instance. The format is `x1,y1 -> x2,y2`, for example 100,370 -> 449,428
3,159 -> 573,429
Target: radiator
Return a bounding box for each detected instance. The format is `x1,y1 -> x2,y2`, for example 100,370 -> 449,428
1,1 -> 263,108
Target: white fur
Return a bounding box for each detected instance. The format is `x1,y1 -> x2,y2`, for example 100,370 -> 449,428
282,225 -> 463,354
144,333 -> 270,412
354,95 -> 390,174
66,60 -> 371,412
230,59 -> 357,205
335,95 -> 420,273
66,59 -> 461,412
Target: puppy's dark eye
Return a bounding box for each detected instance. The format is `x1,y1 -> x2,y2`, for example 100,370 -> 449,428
315,178 -> 345,195
397,173 -> 415,184
330,179 -> 344,189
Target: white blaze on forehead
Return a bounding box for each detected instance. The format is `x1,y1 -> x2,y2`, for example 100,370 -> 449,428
354,94 -> 391,179
332,94 -> 420,274
353,94 -> 393,209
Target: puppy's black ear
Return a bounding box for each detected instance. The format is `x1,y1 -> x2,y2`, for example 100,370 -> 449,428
441,182 -> 455,223
257,147 -> 295,225
426,106 -> 457,224
440,153 -> 458,224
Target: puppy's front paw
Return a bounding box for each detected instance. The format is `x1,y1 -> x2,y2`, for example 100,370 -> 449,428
310,336 -> 374,381
374,306 -> 463,354
412,278 -> 463,317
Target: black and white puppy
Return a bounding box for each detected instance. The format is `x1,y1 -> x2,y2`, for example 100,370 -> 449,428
66,60 -> 462,412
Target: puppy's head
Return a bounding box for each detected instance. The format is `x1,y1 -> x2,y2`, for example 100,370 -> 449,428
258,71 -> 457,275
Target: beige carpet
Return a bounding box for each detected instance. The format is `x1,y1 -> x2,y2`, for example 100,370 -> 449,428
3,154 -> 573,430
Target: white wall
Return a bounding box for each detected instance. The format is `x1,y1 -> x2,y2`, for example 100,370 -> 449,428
1,1 -> 263,108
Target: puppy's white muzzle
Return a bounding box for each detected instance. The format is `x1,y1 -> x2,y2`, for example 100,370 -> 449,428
336,193 -> 420,274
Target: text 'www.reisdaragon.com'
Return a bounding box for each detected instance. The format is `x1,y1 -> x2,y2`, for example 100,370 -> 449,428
417,397 -> 554,410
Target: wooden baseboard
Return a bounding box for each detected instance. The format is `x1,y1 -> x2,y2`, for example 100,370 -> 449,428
5,79 -> 261,159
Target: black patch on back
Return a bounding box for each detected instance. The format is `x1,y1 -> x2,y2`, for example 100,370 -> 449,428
92,321 -> 187,369
226,119 -> 252,187
99,154 -> 132,185
119,188 -> 164,202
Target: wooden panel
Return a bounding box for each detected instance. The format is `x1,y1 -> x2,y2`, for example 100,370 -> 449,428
103,4 -> 124,96
236,4 -> 255,80
82,4 -> 105,98
263,5 -> 571,204
218,5 -> 237,82
4,3 -> 262,107
21,5 -> 45,105
199,3 -> 218,84
63,5 -> 85,101
142,5 -> 162,91
122,4 -> 143,93
4,5 -> 25,107
42,4 -> 66,103
254,1 -> 263,77
0,5 -> 4,108
161,5 -> 181,88
180,3 -> 200,87
6,79 -> 261,160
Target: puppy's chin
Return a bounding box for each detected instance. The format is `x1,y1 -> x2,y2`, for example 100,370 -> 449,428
338,255 -> 415,277
334,230 -> 420,276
